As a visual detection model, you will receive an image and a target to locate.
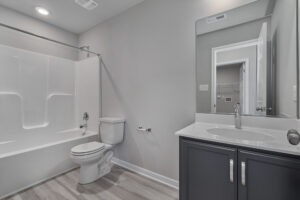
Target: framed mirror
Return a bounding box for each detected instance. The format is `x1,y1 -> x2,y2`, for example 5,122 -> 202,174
196,0 -> 299,118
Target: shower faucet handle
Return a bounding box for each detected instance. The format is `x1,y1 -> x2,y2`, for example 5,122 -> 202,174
83,112 -> 89,121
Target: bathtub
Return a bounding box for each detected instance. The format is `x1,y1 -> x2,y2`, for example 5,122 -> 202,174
0,129 -> 98,199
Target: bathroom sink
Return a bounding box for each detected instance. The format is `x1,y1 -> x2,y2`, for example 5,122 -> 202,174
207,128 -> 274,141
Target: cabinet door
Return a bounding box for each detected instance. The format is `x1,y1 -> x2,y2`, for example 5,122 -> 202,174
180,139 -> 237,200
238,150 -> 300,200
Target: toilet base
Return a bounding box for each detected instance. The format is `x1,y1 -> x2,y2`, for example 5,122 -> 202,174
79,151 -> 114,184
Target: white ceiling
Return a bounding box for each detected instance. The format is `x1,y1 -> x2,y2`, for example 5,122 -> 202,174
0,0 -> 144,34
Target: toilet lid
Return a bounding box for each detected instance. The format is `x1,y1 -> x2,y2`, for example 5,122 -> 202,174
71,142 -> 105,155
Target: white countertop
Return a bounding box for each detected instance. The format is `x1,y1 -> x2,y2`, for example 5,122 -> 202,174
176,122 -> 300,156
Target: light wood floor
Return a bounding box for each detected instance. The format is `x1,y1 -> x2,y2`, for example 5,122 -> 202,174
4,165 -> 179,200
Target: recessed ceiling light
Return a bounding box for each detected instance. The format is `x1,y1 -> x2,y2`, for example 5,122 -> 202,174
35,7 -> 50,16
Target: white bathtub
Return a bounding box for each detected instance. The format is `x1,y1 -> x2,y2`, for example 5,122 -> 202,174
0,129 -> 98,199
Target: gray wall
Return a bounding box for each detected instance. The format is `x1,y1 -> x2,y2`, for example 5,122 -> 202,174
78,0 -> 255,180
196,18 -> 269,113
0,6 -> 78,60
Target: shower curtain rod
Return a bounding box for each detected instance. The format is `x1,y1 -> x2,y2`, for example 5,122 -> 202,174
0,22 -> 101,57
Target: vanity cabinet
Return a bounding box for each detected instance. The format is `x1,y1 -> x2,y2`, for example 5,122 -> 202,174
180,139 -> 237,200
180,137 -> 300,200
238,150 -> 300,200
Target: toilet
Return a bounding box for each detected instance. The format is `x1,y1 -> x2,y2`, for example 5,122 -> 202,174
70,117 -> 125,184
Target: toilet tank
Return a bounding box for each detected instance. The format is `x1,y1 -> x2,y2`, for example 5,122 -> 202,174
99,117 -> 125,145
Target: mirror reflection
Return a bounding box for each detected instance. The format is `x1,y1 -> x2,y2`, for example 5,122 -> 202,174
196,0 -> 298,118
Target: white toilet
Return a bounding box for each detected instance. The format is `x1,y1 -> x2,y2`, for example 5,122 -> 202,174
70,117 -> 125,184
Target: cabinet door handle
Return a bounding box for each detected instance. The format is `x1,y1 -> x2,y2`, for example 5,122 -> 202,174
241,162 -> 246,186
230,159 -> 234,183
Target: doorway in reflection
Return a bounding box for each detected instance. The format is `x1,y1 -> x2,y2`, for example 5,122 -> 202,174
216,63 -> 243,113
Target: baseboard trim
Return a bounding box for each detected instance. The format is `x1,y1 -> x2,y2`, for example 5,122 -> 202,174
112,157 -> 179,190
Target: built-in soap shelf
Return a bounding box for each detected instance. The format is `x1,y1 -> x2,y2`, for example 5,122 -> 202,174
0,91 -> 75,132
22,92 -> 75,131
0,91 -> 22,98
23,123 -> 49,130
46,92 -> 73,100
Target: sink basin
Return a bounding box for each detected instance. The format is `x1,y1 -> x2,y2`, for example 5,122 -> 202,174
207,128 -> 274,141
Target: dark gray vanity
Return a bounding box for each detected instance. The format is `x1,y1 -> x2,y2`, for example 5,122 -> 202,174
180,136 -> 300,200
178,0 -> 300,199
179,0 -> 300,198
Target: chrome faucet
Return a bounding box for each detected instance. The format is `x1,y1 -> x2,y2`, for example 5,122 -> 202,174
80,112 -> 89,135
234,103 -> 241,129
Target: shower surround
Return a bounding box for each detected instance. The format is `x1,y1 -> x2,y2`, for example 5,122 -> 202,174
0,44 -> 99,199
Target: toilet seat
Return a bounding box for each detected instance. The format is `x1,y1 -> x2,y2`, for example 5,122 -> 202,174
71,142 -> 105,156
